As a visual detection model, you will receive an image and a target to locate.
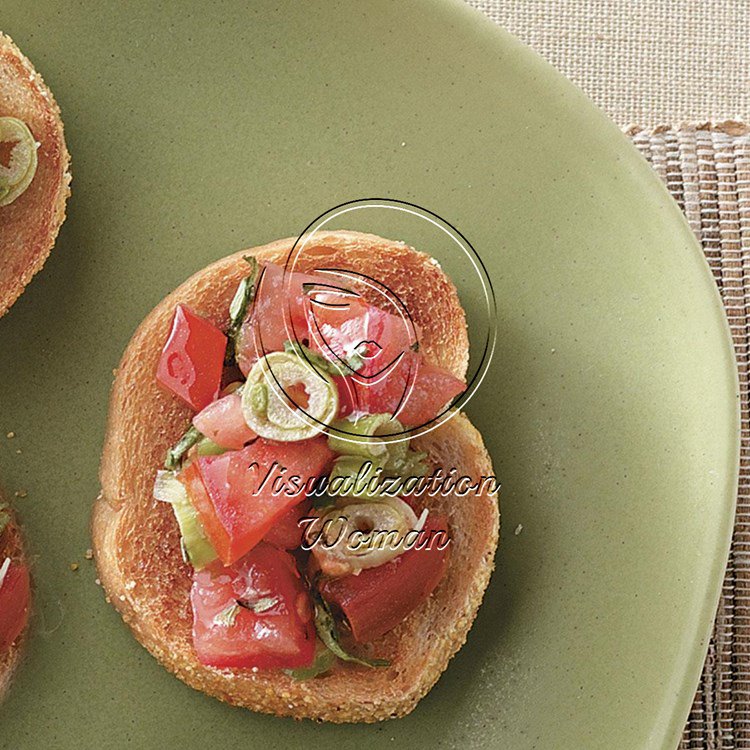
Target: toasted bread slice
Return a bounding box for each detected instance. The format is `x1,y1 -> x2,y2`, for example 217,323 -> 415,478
93,231 -> 499,722
0,32 -> 71,317
0,502 -> 29,701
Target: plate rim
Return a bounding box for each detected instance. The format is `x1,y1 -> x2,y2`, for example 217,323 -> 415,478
451,0 -> 741,744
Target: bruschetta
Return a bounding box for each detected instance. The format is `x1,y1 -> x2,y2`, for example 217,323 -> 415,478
93,230 -> 499,722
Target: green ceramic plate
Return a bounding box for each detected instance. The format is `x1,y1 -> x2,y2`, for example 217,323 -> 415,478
0,1 -> 738,748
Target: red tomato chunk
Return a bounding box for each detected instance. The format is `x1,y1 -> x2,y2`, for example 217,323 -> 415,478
192,391 -> 256,449
318,514 -> 450,643
180,437 -> 334,565
191,543 -> 315,669
337,353 -> 465,427
262,499 -> 313,550
237,263 -> 465,426
156,304 -> 226,411
305,287 -> 415,379
237,263 -> 325,375
0,562 -> 30,652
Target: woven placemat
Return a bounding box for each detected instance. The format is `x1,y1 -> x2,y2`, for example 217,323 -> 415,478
468,0 -> 750,128
628,123 -> 750,749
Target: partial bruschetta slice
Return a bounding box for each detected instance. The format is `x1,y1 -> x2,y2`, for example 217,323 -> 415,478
0,32 -> 71,317
0,497 -> 30,701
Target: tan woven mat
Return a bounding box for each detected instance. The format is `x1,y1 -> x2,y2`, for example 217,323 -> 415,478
467,0 -> 749,128
630,123 -> 749,749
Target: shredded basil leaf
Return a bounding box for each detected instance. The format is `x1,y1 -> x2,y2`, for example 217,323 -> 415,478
164,425 -> 203,470
283,340 -> 339,374
213,603 -> 241,628
225,256 -> 259,365
346,350 -> 364,372
285,645 -> 336,680
237,596 -> 279,614
312,592 -> 389,668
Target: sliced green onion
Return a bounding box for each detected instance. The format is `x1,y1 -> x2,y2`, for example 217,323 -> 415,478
242,351 -> 338,441
283,339 -> 364,376
312,593 -> 389,668
164,425 -> 203,470
326,447 -> 431,500
327,414 -> 407,460
371,453 -> 431,497
249,382 -> 268,414
0,117 -> 38,207
283,340 -> 340,376
153,470 -> 217,569
386,448 -> 430,479
346,350 -> 364,372
195,436 -> 227,456
312,497 -> 418,574
328,455 -> 384,500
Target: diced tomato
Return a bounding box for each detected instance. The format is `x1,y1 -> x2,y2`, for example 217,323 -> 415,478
307,294 -> 415,380
237,264 -> 326,375
180,461 -> 232,560
180,437 -> 335,565
263,500 -> 313,549
192,391 -> 256,449
338,353 -> 465,427
191,543 -> 315,669
235,262 -> 464,427
386,356 -> 465,426
318,514 -> 450,643
156,305 -> 227,411
334,376 -> 357,418
237,264 -> 415,378
0,562 -> 30,652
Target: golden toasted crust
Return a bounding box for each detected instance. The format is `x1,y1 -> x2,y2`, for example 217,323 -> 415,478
0,503 -> 28,701
0,32 -> 71,317
93,231 -> 498,722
